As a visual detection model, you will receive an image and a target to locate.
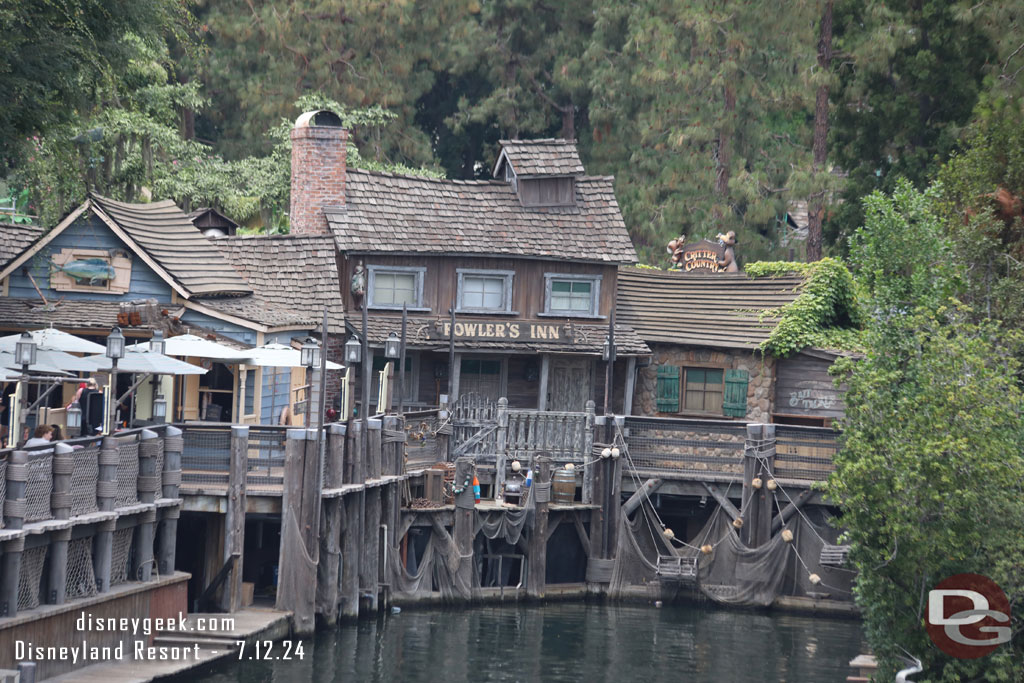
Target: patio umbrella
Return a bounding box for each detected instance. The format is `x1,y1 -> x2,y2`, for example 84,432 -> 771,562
0,350 -> 74,375
84,350 -> 208,375
126,333 -> 249,360
0,328 -> 106,354
240,343 -> 343,369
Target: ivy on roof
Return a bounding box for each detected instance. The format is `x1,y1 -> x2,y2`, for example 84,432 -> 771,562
744,258 -> 865,357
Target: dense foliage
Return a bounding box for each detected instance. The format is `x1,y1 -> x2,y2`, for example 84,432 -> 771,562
827,181 -> 1024,680
745,258 -> 863,356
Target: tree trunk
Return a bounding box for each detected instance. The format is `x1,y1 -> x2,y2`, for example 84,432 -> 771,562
715,74 -> 736,221
807,0 -> 833,262
561,101 -> 575,141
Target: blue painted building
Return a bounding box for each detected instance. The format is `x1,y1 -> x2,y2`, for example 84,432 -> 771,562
0,194 -> 331,425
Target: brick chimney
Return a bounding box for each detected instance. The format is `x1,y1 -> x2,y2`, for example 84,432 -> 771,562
289,110 -> 347,235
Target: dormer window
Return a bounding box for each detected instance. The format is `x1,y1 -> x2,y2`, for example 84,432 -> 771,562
518,177 -> 575,207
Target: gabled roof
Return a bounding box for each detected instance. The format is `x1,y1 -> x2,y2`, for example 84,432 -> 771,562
326,169 -> 636,263
0,224 -> 45,269
0,196 -> 251,300
90,194 -> 251,297
493,139 -> 585,177
211,234 -> 344,333
189,207 -> 239,231
616,267 -> 805,350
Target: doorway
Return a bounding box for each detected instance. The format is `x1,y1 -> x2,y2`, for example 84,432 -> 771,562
549,358 -> 592,411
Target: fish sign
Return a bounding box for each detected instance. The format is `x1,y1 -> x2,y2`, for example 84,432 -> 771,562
51,257 -> 116,286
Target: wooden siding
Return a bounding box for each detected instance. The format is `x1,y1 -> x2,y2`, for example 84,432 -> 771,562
341,254 -> 617,321
178,309 -> 258,347
774,352 -> 845,419
6,215 -> 173,302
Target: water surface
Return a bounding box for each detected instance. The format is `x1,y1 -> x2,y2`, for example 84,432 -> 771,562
190,602 -> 864,682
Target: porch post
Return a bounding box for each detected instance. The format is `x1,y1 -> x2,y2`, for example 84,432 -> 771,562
537,355 -> 550,411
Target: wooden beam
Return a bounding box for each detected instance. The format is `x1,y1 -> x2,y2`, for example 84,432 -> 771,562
701,482 -> 741,522
621,478 -> 663,517
545,511 -> 564,543
623,356 -> 637,415
771,488 -> 814,533
527,456 -> 551,599
572,511 -> 591,558
538,354 -> 550,411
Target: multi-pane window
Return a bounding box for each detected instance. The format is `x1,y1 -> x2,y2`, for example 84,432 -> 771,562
456,269 -> 514,313
460,358 -> 502,400
368,266 -> 424,309
463,276 -> 504,310
543,274 -> 600,317
550,280 -> 592,312
683,368 -> 724,413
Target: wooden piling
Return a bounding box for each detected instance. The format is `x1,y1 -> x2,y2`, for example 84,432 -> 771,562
340,421 -> 363,619
221,426 -> 247,612
582,401 -> 596,504
158,426 -> 183,576
494,399 -> 509,500
741,424 -> 776,548
277,428 -> 321,635
368,418 -> 382,480
94,436 -> 119,593
527,456 -> 552,599
0,450 -> 27,616
49,443 -> 74,605
361,486 -> 381,613
134,429 -> 160,583
453,457 -> 475,597
317,423 -> 346,624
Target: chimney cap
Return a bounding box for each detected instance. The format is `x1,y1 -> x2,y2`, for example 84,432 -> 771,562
294,109 -> 344,129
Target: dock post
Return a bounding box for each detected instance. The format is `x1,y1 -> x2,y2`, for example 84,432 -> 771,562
134,429 -> 160,583
318,423 -> 346,625
359,419 -> 383,612
453,456 -> 475,598
340,420 -> 363,619
48,443 -> 74,604
527,455 -> 552,599
94,436 -> 119,593
742,424 -> 776,548
582,401 -> 596,504
607,417 -> 624,556
277,428 -> 321,635
158,426 -> 183,575
0,450 -> 27,616
221,426 -> 248,611
494,399 -> 508,500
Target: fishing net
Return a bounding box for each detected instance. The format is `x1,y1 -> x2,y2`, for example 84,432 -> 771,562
66,537 -> 97,599
70,446 -> 99,516
110,527 -> 134,586
24,455 -> 53,523
115,441 -> 139,507
18,544 -> 48,611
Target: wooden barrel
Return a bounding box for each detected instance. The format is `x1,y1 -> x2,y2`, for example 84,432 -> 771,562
551,468 -> 576,505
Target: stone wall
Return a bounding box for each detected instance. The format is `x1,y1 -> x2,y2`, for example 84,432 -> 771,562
633,344 -> 775,422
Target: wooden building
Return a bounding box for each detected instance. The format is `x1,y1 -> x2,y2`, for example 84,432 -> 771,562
0,194 -> 322,425
286,113 -> 648,412
189,206 -> 239,237
616,267 -> 848,426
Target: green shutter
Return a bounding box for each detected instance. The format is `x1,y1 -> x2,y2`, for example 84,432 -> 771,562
656,365 -> 680,413
723,369 -> 749,417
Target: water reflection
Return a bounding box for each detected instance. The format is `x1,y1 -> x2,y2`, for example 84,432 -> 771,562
189,603 -> 864,683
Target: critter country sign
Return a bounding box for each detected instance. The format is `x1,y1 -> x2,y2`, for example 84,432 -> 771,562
678,240 -> 725,272
926,573 -> 1012,658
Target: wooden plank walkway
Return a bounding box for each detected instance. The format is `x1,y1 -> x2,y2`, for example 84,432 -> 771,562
48,609 -> 292,683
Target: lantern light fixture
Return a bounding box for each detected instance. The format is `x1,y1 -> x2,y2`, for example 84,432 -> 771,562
15,332 -> 36,367
384,331 -> 400,359
150,330 -> 166,356
300,337 -> 321,368
106,327 -> 125,360
344,335 -> 362,364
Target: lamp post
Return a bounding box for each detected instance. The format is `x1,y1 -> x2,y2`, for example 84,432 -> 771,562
384,331 -> 400,415
398,304 -> 408,414
14,332 -> 36,446
106,327 -> 125,433
300,337 -> 321,427
149,330 -> 166,423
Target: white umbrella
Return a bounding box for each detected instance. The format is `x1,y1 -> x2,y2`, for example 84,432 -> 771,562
0,328 -> 106,354
0,350 -> 74,375
126,333 -> 249,360
240,343 -> 343,369
84,350 -> 208,375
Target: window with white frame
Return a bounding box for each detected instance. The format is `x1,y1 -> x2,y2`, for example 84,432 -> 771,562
368,265 -> 426,310
456,269 -> 514,313
542,273 -> 601,317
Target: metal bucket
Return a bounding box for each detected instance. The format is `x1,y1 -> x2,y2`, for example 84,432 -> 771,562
551,468 -> 576,505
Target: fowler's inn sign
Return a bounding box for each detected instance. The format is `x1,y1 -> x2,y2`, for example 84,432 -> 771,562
427,320 -> 572,342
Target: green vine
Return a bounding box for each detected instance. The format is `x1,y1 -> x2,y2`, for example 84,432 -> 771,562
745,258 -> 865,356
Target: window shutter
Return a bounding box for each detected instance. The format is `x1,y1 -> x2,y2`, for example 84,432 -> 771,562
656,365 -> 680,413
723,369 -> 749,418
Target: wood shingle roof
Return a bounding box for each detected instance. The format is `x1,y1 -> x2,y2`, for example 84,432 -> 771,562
0,224 -> 45,269
496,139 -> 585,176
616,267 -> 805,350
326,169 -> 636,263
90,194 -> 251,297
211,234 -> 344,333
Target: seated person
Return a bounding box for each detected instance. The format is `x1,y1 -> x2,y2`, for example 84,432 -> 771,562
24,424 -> 55,448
